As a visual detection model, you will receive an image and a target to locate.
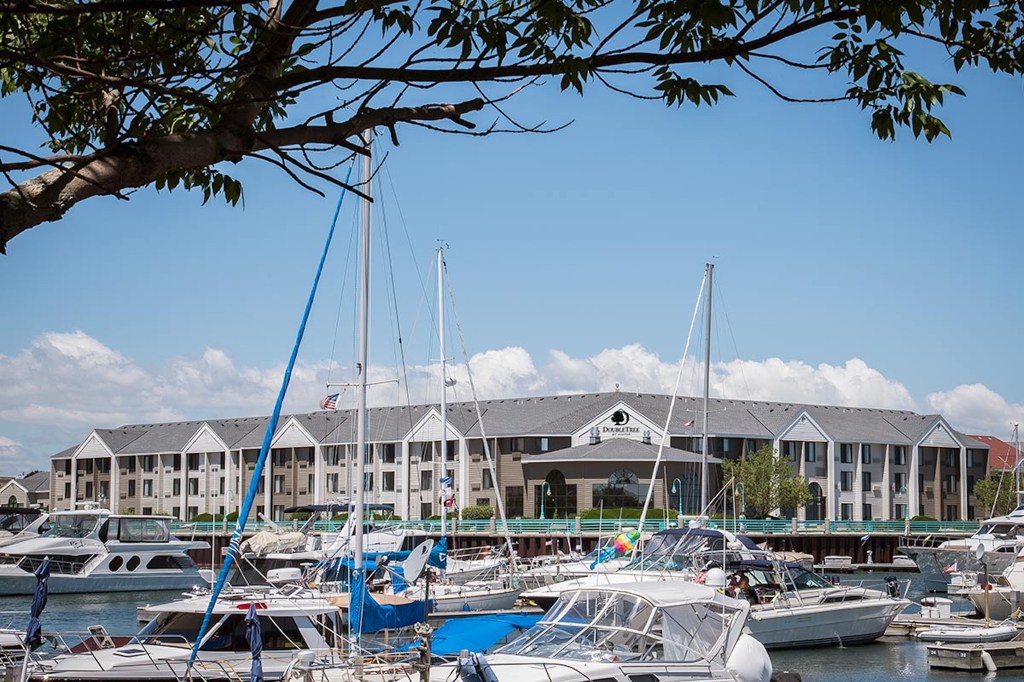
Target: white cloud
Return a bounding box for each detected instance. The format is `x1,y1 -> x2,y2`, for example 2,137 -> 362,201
1,331 -> 1021,472
925,384 -> 1024,438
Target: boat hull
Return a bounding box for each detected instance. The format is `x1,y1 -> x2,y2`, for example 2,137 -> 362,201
898,546 -> 1017,592
744,598 -> 909,649
0,570 -> 205,596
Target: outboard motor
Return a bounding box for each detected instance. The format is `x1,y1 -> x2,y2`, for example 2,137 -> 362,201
885,575 -> 900,598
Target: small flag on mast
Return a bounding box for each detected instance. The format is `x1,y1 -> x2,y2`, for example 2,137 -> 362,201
320,394 -> 339,410
685,419 -> 695,427
942,561 -> 958,574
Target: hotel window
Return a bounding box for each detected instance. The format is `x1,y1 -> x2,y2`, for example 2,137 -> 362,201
63,482 -> 71,498
945,504 -> 958,521
172,454 -> 181,471
187,506 -> 198,520
967,450 -> 975,468
894,472 -> 907,493
782,442 -> 797,462
173,479 -> 181,496
382,472 -> 395,492
220,477 -> 226,495
840,444 -> 853,464
943,449 -> 957,468
188,453 -> 201,470
862,503 -> 873,520
506,486 -> 524,517
840,471 -> 853,492
327,447 -> 342,467
805,443 -> 816,462
840,503 -> 853,520
128,480 -> 136,496
188,478 -> 199,495
306,474 -> 314,494
127,458 -> 137,473
99,481 -> 109,499
326,473 -> 339,493
366,473 -> 373,490
482,469 -> 495,490
945,475 -> 958,494
84,481 -> 94,498
272,450 -> 288,467
273,475 -> 285,493
64,460 -> 72,475
862,445 -> 872,465
97,459 -> 110,474
273,505 -> 285,521
968,475 -> 975,494
143,456 -> 156,472
476,498 -> 490,506
381,443 -> 397,464
862,471 -> 872,491
143,480 -> 153,497
172,506 -> 180,519
540,438 -> 550,452
893,446 -> 906,466
508,438 -> 521,453
420,471 -> 433,491
214,453 -> 225,468
81,460 -> 93,474
894,503 -> 907,519
417,442 -> 432,462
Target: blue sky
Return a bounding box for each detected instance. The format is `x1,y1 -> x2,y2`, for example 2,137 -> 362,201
2,42 -> 1024,473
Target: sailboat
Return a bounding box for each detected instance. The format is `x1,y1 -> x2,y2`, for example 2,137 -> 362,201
395,246 -> 522,613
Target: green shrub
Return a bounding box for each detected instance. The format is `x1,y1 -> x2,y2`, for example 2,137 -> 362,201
189,512 -> 225,522
911,515 -> 938,522
579,507 -> 674,520
461,505 -> 493,520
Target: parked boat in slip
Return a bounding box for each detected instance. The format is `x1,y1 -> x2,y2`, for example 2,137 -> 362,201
0,506 -> 208,595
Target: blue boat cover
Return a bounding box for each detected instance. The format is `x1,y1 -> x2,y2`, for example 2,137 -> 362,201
348,572 -> 431,634
400,613 -> 542,656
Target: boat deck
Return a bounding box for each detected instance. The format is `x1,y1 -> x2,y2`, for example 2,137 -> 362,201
927,641 -> 1024,670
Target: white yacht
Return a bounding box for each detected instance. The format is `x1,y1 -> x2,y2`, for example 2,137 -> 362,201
522,527 -> 909,649
0,507 -> 44,543
898,505 -> 1024,592
0,508 -> 208,595
283,582 -> 772,682
26,584 -> 339,680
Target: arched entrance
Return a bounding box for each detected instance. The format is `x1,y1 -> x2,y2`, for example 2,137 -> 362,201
805,482 -> 824,520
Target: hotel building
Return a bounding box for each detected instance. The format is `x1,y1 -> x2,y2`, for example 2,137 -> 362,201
48,391 -> 991,522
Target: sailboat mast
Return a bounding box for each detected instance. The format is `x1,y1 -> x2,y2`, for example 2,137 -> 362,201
1015,423 -> 1021,508
438,246 -> 449,538
701,262 -> 713,512
353,132 -> 372,577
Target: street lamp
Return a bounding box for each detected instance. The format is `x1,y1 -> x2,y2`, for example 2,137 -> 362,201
671,478 -> 683,516
539,481 -> 552,520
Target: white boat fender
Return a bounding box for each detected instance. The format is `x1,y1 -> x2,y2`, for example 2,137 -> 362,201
981,650 -> 997,673
725,633 -> 772,682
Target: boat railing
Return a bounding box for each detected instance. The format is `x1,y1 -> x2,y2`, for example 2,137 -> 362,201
169,518 -> 981,537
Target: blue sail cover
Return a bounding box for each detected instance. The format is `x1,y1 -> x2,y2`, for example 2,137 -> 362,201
399,614 -> 541,656
348,572 -> 431,634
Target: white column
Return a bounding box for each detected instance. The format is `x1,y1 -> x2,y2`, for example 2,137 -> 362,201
178,451 -> 187,519
263,452 -> 272,519
109,454 -> 119,513
458,436 -> 469,512
910,445 -> 921,517
798,442 -> 806,521
854,444 -> 863,521
826,441 -> 836,520
882,444 -> 891,520
70,455 -> 78,510
400,440 -> 411,520
960,445 -> 968,520
313,444 -> 324,504
224,448 -> 232,516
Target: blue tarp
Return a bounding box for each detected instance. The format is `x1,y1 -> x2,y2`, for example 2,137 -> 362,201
400,613 -> 542,656
348,572 -> 431,634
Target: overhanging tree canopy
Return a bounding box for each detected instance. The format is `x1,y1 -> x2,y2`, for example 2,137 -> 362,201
3,0 -> 1024,252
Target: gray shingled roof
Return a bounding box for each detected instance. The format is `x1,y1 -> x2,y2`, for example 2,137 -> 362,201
18,470 -> 49,493
49,390 -> 990,458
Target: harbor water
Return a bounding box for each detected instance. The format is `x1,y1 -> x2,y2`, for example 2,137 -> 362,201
0,572 -> 999,682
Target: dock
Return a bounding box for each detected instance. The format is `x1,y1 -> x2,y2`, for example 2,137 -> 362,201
927,641 -> 1024,671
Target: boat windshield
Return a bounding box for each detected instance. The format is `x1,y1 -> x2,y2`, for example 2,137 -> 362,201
499,590 -> 735,665
43,514 -> 100,539
138,610 -> 312,651
624,533 -> 745,572
978,523 -> 1021,538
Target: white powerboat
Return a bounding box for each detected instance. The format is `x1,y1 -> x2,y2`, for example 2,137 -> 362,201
522,527 -> 909,649
282,581 -> 772,682
26,584 -> 339,680
899,505 -> 1024,592
0,508 -> 208,595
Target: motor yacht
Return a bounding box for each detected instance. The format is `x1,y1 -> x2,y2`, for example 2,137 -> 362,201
898,505 -> 1024,592
281,581 -> 772,682
26,584 -> 339,681
521,527 -> 909,649
0,508 -> 208,595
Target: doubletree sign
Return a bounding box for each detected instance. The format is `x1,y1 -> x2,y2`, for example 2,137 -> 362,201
601,410 -> 641,436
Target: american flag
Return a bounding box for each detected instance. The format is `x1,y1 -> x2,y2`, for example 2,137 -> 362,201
685,419 -> 695,427
320,393 -> 339,410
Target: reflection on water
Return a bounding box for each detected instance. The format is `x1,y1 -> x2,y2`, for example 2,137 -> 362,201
0,570 -> 990,681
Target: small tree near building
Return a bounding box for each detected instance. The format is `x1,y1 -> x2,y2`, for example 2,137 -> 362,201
722,445 -> 810,519
973,476 -> 1019,517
